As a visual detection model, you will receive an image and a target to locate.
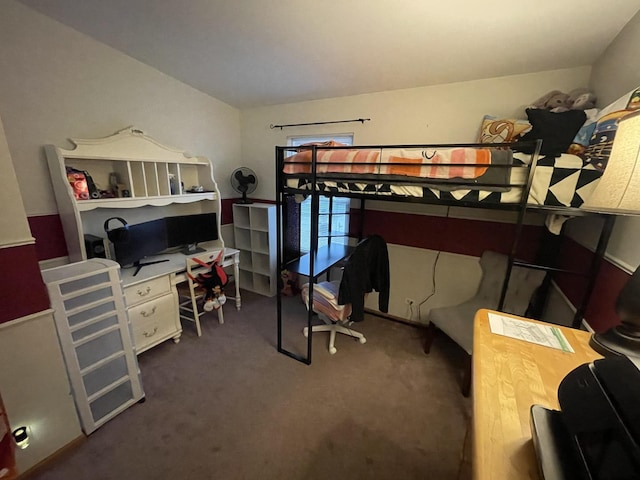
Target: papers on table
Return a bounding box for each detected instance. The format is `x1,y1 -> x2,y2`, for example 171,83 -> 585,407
488,312 -> 574,353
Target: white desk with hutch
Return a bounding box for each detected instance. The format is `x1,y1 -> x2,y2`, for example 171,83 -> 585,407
45,126 -> 239,354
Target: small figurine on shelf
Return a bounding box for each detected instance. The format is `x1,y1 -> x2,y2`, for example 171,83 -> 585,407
188,251 -> 229,311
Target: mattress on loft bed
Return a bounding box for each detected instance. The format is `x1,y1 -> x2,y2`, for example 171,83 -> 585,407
283,147 -> 603,208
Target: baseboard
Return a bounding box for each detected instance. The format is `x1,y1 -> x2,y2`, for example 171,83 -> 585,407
364,307 -> 424,328
18,434 -> 86,479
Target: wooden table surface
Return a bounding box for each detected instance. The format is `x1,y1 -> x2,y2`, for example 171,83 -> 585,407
472,309 -> 602,480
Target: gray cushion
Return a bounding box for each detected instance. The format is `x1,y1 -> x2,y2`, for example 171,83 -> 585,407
428,251 -> 546,354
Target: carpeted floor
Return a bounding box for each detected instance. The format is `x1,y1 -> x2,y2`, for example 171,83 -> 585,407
29,290 -> 471,480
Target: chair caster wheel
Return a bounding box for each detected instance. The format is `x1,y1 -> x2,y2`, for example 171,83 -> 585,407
359,337 -> 367,344
329,347 -> 337,355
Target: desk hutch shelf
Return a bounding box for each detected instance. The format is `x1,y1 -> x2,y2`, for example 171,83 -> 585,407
45,126 -> 224,263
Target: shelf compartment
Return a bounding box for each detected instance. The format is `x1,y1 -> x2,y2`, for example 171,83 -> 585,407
129,161 -> 146,197
252,252 -> 271,276
83,355 -> 128,397
71,314 -> 120,343
143,162 -> 160,196
250,208 -> 271,231
252,273 -> 272,296
63,286 -> 114,312
239,269 -> 253,290
180,164 -> 209,192
67,300 -> 116,328
65,158 -> 130,195
157,163 -> 170,196
233,205 -> 251,228
251,230 -> 270,254
60,272 -> 110,295
238,249 -> 253,270
89,380 -> 133,423
235,228 -> 251,250
75,328 -> 124,371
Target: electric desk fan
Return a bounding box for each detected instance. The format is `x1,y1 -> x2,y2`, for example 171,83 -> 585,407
230,167 -> 257,204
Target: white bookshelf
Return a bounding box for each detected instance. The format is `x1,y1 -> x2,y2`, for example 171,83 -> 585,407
232,203 -> 276,296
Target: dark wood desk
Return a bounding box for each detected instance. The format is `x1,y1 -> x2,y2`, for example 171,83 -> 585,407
286,243 -> 353,277
472,309 -> 601,480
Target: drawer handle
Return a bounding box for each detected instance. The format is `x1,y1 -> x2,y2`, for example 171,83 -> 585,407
140,306 -> 157,317
143,327 -> 158,338
137,286 -> 152,297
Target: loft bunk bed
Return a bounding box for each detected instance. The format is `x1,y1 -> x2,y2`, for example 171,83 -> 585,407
274,140 -> 616,364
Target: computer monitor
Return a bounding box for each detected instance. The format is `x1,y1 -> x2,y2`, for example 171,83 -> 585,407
112,218 -> 169,276
166,213 -> 218,255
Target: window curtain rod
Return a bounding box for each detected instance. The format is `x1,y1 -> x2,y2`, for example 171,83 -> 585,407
270,118 -> 370,130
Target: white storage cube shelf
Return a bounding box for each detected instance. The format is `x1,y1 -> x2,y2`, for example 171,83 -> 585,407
42,259 -> 144,434
232,203 -> 277,297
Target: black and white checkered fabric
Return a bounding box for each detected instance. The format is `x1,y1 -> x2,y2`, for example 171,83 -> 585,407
285,154 -> 603,208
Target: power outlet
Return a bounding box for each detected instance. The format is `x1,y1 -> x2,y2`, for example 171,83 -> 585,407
405,298 -> 414,305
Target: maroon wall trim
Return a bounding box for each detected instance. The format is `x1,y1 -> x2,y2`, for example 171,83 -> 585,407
225,198 -> 275,224
350,208 -> 628,332
27,215 -> 68,260
27,201 -> 629,332
28,199 -> 258,260
350,208 -> 543,261
0,244 -> 50,324
554,236 -> 629,332
221,198 -> 237,225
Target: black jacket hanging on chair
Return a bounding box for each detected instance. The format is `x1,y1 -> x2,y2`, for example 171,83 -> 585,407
338,235 -> 390,322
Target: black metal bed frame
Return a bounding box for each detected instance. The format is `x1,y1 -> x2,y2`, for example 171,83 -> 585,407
274,140 -> 616,364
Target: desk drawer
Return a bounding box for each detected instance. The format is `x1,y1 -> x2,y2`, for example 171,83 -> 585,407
129,293 -> 177,351
124,276 -> 171,307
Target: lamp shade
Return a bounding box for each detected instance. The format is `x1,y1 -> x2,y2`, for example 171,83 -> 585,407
584,109 -> 640,211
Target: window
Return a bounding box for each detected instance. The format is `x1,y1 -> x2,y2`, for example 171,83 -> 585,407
288,134 -> 353,254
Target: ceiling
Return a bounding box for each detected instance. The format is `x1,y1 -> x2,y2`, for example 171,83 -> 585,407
18,0 -> 640,109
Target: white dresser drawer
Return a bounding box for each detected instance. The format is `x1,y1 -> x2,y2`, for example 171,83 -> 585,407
129,292 -> 179,352
124,276 -> 172,307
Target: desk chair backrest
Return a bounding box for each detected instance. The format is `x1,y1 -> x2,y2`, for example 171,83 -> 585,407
476,250 -> 546,316
180,249 -> 226,335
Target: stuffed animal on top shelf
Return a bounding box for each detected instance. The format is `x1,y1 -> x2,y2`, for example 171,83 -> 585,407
530,88 -> 597,113
532,90 -> 572,112
569,90 -> 597,110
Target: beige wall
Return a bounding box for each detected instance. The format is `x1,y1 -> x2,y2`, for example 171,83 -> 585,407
0,313 -> 82,473
0,110 -> 81,472
0,114 -> 32,247
565,9 -> 640,273
590,9 -> 640,107
0,1 -> 242,217
0,1 -> 242,471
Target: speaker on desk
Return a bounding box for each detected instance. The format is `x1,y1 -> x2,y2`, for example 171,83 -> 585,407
84,234 -> 107,259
